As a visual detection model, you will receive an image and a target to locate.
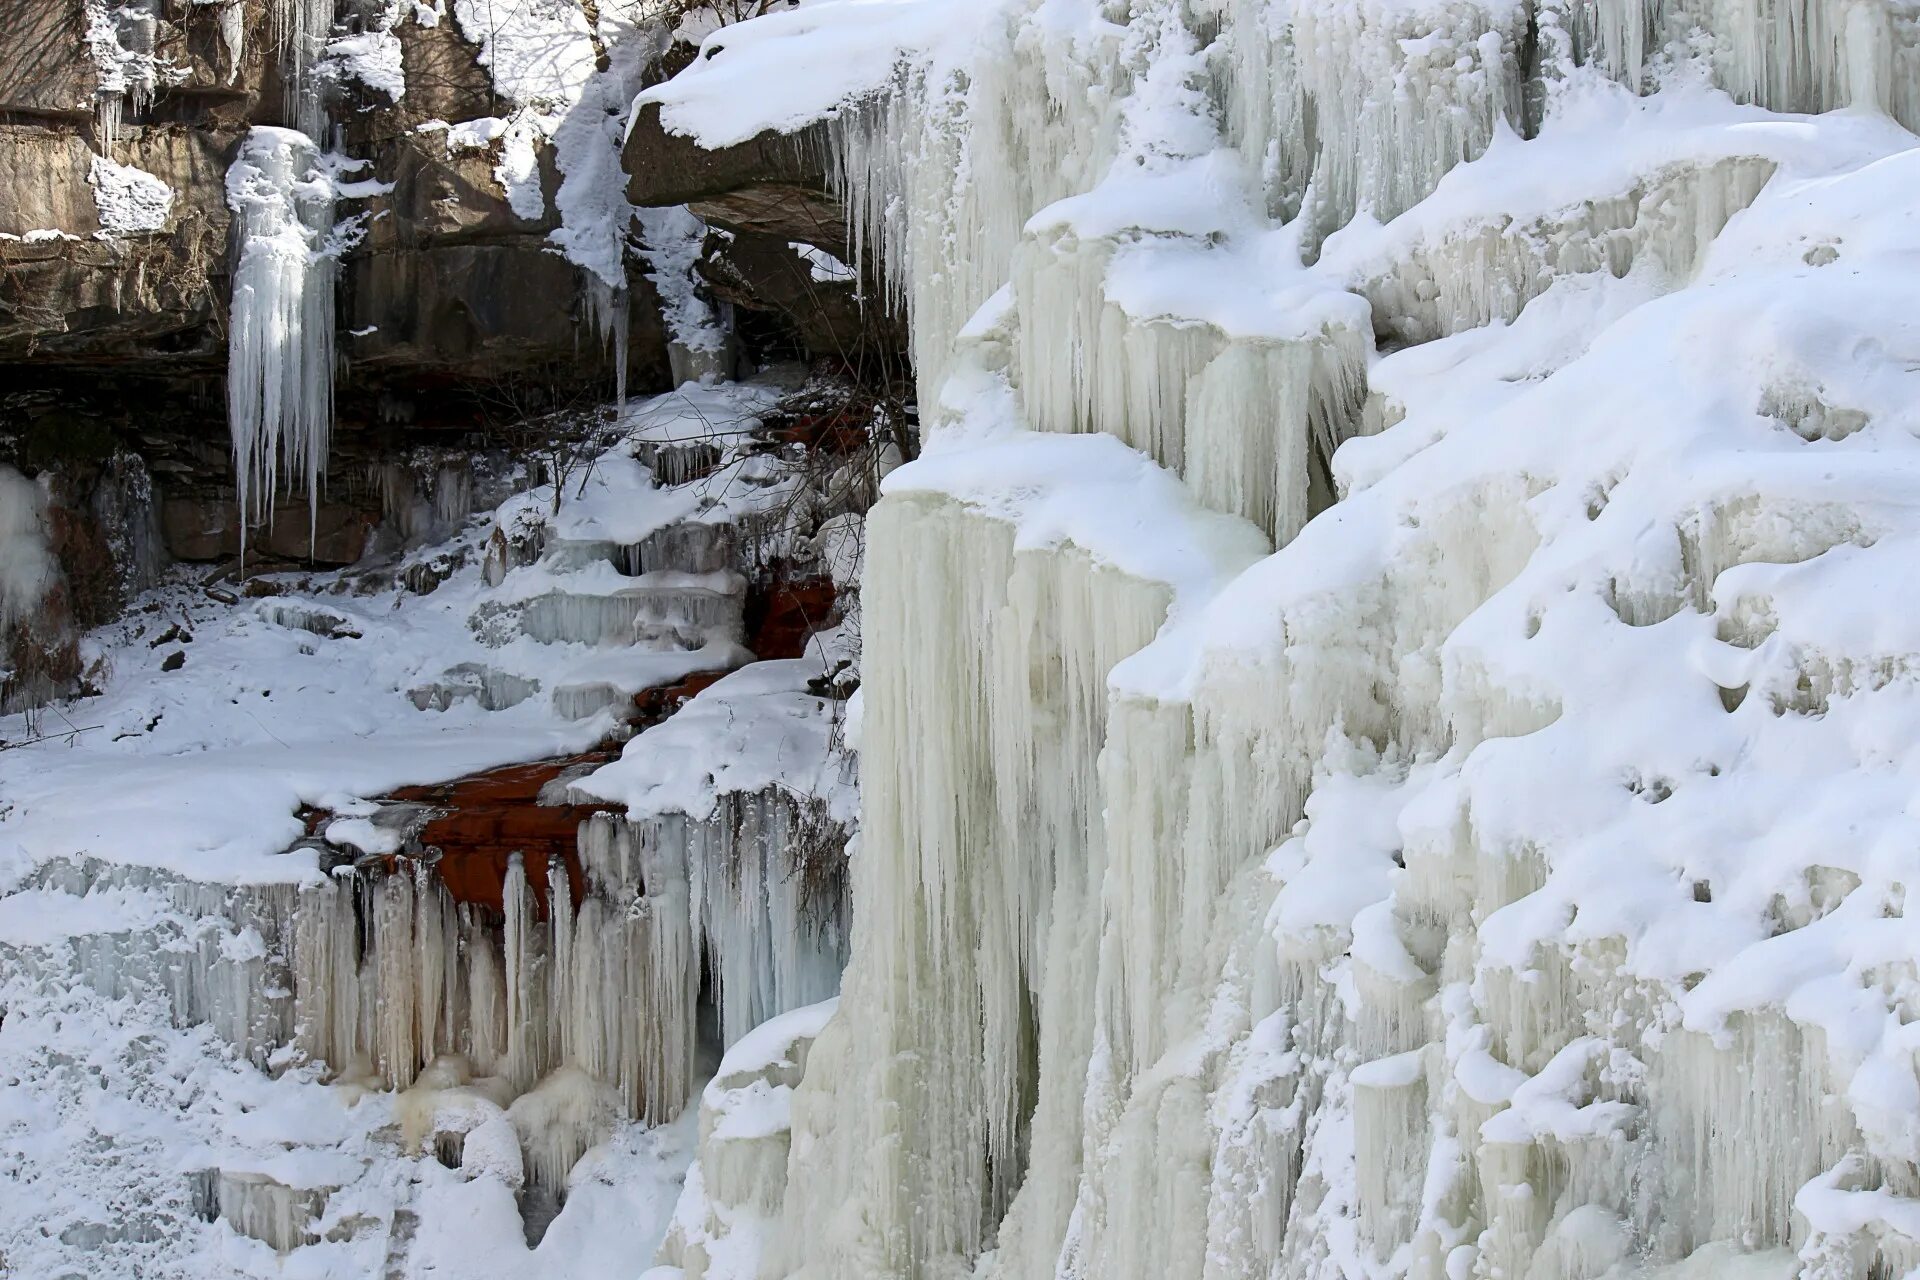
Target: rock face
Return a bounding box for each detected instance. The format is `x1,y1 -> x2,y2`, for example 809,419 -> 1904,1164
0,0 -> 669,425
624,103 -> 841,249
331,18 -> 671,420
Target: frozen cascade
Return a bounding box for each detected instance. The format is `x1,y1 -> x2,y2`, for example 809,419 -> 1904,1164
288,794 -> 850,1123
225,126 -> 337,559
1220,0 -> 1529,240
0,467 -> 55,637
680,795 -> 850,1052
772,436 -> 1270,1276
823,7 -> 1134,405
1558,0 -> 1920,128
652,999 -> 841,1280
635,3 -> 1920,1279
1011,214 -> 1374,545
291,845 -> 699,1120
1,856 -> 304,1070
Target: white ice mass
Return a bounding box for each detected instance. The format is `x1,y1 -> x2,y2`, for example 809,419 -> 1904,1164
6,0 -> 1920,1277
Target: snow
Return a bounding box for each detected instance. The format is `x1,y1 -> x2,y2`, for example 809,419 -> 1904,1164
87,153 -> 174,235
575,646 -> 856,826
0,378 -> 855,1275
651,998 -> 837,1279
449,0 -> 670,312
632,0 -> 970,148
652,0 -> 1920,1276
322,30 -> 407,101
17,0 -> 1920,1274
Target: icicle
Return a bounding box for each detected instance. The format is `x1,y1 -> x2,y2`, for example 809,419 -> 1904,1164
585,275 -> 632,410
225,126 -> 336,564
777,489 -> 1207,1273
826,16 -> 1133,407
267,0 -> 334,141
501,855 -> 546,1092
373,868 -> 418,1087
0,467 -> 55,636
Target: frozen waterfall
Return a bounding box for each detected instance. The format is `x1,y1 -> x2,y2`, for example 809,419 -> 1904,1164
635,2 -> 1920,1279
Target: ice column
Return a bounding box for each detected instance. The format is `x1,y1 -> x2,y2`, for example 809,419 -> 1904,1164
226,126 -> 336,558
270,0 -> 336,140
775,490 -> 1201,1275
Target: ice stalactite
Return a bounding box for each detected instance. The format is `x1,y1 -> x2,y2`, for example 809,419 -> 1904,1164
679,795 -> 850,1052
1012,212 -> 1374,545
1219,0 -> 1528,244
1556,0 -> 1920,129
269,0 -> 338,141
5,857 -> 304,1070
225,127 -> 337,561
637,206 -> 734,384
1339,153 -> 1780,346
290,842 -> 697,1122
628,4 -> 1920,1277
0,468 -> 55,639
585,276 -> 633,409
652,999 -> 840,1280
825,8 -> 1134,405
191,1170 -> 331,1253
85,0 -> 162,156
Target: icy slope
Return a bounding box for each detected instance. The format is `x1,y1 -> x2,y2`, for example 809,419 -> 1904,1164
637,0 -> 1920,1277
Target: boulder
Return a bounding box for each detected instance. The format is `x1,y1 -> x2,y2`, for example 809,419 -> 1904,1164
160,491 -> 377,565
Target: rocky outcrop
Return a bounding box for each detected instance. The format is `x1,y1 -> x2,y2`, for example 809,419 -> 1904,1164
0,123 -> 237,362
624,101 -> 905,370
0,2 -> 669,417
330,17 -> 672,417
624,103 -> 841,250
0,0 -> 686,680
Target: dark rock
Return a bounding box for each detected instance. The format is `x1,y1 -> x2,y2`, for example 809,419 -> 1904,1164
698,229 -> 898,365
161,493 -> 377,565
342,242 -> 670,396
160,649 -> 185,671
0,0 -> 93,120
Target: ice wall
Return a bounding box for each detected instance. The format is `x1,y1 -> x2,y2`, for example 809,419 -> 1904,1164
639,1 -> 1920,1277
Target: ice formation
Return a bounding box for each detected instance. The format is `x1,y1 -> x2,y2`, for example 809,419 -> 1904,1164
85,0 -> 163,155
635,1 -> 1920,1278
0,381 -> 859,1273
271,0 -> 339,139
454,0 -> 696,400
225,126 -> 337,558
0,467 -> 54,636
11,0 -> 1920,1272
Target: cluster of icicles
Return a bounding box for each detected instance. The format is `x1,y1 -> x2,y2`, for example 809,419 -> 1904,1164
9,779 -> 849,1242
649,0 -> 1920,1278
294,797 -> 847,1120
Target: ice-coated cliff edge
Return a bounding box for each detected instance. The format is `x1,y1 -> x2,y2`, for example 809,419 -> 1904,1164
636,1 -> 1920,1277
